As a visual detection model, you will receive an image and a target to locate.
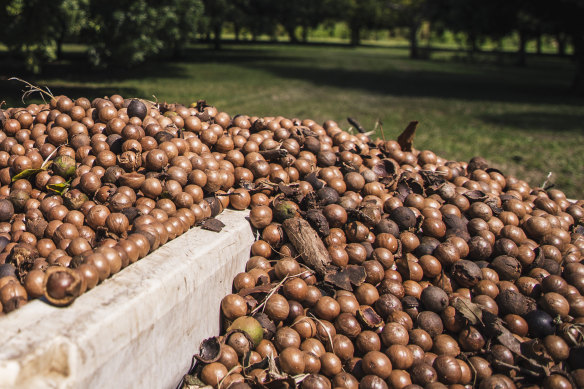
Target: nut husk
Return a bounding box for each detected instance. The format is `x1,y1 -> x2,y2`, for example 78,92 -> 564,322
496,289 -> 537,316
451,260 -> 483,288
52,155 -> 76,179
490,255 -> 522,281
43,266 -> 85,307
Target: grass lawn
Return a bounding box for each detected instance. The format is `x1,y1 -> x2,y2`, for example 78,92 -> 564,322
1,43 -> 583,198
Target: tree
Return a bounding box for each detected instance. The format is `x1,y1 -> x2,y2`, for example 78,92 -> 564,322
0,0 -> 85,72
332,0 -> 385,46
432,0 -> 515,57
387,0 -> 438,59
55,0 -> 89,60
158,0 -> 204,58
201,0 -> 229,49
228,0 -> 279,42
275,0 -> 328,43
533,0 -> 584,91
86,0 -> 203,67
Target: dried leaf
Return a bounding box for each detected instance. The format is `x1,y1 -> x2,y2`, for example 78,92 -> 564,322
482,310 -> 523,354
182,374 -> 208,389
200,218 -> 225,232
419,170 -> 446,192
486,167 -> 504,175
452,297 -> 484,326
253,312 -> 277,340
523,339 -> 554,367
397,121 -> 418,152
347,117 -> 366,134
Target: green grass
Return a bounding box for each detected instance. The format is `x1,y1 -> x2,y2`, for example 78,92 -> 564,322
1,43 -> 583,198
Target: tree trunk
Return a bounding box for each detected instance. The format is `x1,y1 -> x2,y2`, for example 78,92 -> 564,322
495,39 -> 504,65
56,38 -> 64,61
172,43 -> 184,59
285,25 -> 298,43
350,22 -> 360,46
409,21 -> 420,59
517,30 -> 527,67
234,24 -> 240,41
302,24 -> 308,43
536,33 -> 542,55
468,33 -> 478,61
213,23 -> 222,50
557,33 -> 567,56
572,34 -> 584,94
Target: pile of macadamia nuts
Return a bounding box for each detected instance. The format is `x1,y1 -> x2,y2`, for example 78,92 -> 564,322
0,94 -> 583,389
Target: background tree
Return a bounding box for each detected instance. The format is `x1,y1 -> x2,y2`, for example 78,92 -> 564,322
228,0 -> 248,41
201,0 -> 230,49
387,0 -> 438,59
86,0 -> 203,67
55,0 -> 89,60
0,0 -> 76,72
232,0 -> 278,42
158,0 -> 204,58
532,0 -> 584,91
332,0 -> 385,46
275,0 -> 328,43
432,0 -> 515,57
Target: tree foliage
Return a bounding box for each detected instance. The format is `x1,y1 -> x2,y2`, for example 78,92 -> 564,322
1,0 -> 582,81
86,0 -> 203,67
331,0 -> 386,46
0,0 -> 88,72
275,0 -> 329,43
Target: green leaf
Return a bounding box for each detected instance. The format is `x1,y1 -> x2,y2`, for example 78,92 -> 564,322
46,181 -> 71,195
11,168 -> 44,182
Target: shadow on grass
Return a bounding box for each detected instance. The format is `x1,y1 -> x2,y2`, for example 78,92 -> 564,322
174,46 -> 582,106
1,44 -> 582,108
242,62 -> 582,106
479,112 -> 584,133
